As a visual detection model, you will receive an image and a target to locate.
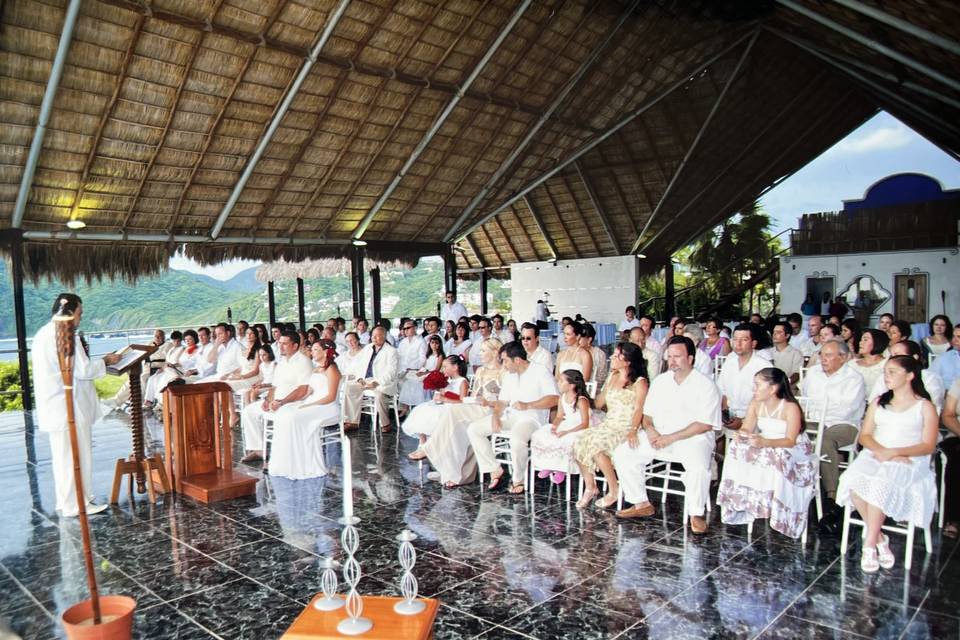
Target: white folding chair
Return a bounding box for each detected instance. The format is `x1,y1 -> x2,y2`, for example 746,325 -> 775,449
939,449 -> 947,529
480,432 -> 528,492
360,389 -> 401,442
577,470 -> 623,509
643,460 -> 710,528
263,416 -> 276,466
799,395 -> 858,522
713,355 -> 727,380
840,485 -> 934,571
529,452 -> 579,502
585,381 -> 597,399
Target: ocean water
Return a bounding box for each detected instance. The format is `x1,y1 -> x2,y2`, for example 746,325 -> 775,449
0,335 -> 152,363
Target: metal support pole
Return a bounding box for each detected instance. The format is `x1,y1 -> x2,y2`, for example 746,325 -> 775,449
664,259 -> 676,322
370,267 -> 382,325
479,271 -> 489,316
443,247 -> 457,298
296,277 -> 306,330
267,281 -> 277,326
11,232 -> 33,411
351,246 -> 366,318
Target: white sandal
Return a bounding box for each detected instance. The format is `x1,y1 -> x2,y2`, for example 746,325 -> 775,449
861,546 -> 880,573
876,534 -> 896,569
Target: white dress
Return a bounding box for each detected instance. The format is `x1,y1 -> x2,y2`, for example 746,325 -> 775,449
268,371 -> 341,480
143,347 -> 201,403
226,357 -> 261,392
399,354 -> 440,407
716,401 -> 816,538
446,339 -> 472,359
836,401 -> 937,527
401,376 -> 466,438
530,396 -> 586,474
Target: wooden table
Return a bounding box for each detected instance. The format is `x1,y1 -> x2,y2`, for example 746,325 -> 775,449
281,594 -> 439,639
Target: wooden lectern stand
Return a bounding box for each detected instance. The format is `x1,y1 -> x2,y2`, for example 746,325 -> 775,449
161,382 -> 257,503
107,344 -> 171,504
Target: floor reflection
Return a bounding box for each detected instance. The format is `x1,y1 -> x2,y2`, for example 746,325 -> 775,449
0,408 -> 956,639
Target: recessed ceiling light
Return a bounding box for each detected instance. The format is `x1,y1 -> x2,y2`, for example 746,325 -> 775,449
66,219 -> 86,230
636,253 -> 646,259
352,239 -> 367,246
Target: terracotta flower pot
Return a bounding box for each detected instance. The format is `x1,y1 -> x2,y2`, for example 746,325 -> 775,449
61,595 -> 137,640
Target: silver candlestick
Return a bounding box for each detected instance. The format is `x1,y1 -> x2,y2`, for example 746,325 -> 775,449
337,523 -> 372,635
312,556 -> 344,611
393,529 -> 426,615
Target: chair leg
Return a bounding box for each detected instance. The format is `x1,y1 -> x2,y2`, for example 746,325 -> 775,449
528,463 -> 535,496
840,504 -> 851,556
747,521 -> 754,540
661,462 -> 670,504
815,479 -> 824,523
905,525 -> 915,571
923,526 -> 933,554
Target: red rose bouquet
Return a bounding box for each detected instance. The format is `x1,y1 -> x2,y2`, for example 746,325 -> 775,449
422,369 -> 447,391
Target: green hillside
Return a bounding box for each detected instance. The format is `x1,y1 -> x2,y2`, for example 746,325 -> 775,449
0,258 -> 512,339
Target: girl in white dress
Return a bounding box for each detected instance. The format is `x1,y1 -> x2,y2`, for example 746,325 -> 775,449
530,367 -> 592,484
222,329 -> 263,426
268,342 -> 342,480
403,355 -> 469,456
244,346 -> 276,405
400,335 -> 444,409
836,355 -> 939,573
717,367 -> 816,539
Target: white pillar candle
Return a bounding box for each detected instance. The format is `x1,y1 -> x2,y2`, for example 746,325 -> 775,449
342,435 -> 353,521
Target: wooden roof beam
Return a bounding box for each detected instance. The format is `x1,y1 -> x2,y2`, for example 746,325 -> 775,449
637,68 -> 827,254
541,182 -> 581,259
209,0 -> 352,239
508,205 -> 542,262
12,0 -> 82,228
444,0 -> 641,242
574,161 -> 618,254
520,195 -> 559,261
630,32 -> 757,254
351,0 -> 533,241
450,28 -> 757,242
776,0 -> 960,94
478,225 -> 506,267
831,0 -> 960,57
463,235 -> 485,269
558,171 -> 600,256
491,216 -> 521,264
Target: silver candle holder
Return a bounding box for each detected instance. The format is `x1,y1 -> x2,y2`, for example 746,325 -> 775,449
312,556 -> 344,611
393,529 -> 426,615
337,523 -> 373,635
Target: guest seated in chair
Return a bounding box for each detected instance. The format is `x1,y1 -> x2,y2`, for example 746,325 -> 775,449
530,366 -> 593,485
611,336 -> 722,534
717,367 -> 816,539
403,354 -> 469,456
940,378 -> 960,539
241,331 -> 312,463
573,341 -> 648,510
554,321 -> 593,384
342,326 -> 399,433
244,345 -> 276,406
836,356 -> 938,572
802,338 -> 866,531
467,341 -> 558,495
268,342 -> 342,480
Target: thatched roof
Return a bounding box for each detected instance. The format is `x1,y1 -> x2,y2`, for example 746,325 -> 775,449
1,0 -> 957,280
255,256 -> 412,281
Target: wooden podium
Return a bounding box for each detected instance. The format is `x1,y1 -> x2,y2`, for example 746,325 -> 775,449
161,382 -> 257,503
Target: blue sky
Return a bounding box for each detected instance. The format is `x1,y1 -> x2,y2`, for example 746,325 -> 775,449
171,111 -> 959,280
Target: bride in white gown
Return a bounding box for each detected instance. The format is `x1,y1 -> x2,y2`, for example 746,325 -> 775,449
268,342 -> 342,480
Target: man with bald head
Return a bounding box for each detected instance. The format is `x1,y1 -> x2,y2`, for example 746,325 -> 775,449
801,337 -> 865,529
342,326 -> 399,433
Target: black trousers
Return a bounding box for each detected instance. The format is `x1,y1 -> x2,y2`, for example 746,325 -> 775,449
940,438 -> 960,523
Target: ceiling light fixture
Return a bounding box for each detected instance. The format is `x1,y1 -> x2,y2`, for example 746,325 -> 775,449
66,219 -> 86,230
352,239 -> 367,246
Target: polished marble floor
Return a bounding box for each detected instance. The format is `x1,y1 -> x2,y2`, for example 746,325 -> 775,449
1,408 -> 958,640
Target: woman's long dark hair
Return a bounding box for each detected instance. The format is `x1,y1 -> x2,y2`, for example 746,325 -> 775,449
617,341 -> 647,384
257,344 -> 276,362
841,318 -> 862,353
878,355 -> 930,408
561,369 -> 594,409
755,367 -> 800,408
428,335 -> 445,358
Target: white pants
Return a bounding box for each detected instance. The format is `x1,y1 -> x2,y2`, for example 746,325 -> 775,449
48,424 -> 95,516
611,431 -> 715,517
242,401 -> 271,451
467,413 -> 539,479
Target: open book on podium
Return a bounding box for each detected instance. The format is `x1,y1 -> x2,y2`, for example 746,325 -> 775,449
106,343 -> 157,376
161,382 -> 257,503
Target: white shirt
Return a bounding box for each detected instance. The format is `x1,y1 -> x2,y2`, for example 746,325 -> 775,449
527,345 -> 554,373
645,368 -> 722,435
441,301 -> 469,325
497,329 -> 515,344
214,340 -> 245,377
772,344 -> 804,379
398,335 -> 427,373
869,369 -> 946,414
32,320 -> 106,433
273,351 -> 313,399
500,363 -> 558,425
643,347 -> 661,381
618,318 -> 641,332
349,343 -> 400,395
801,363 -> 866,426
693,349 -> 713,378
799,338 -> 820,359
357,331 -> 370,345
534,302 -> 549,322
789,333 -> 810,351
717,352 -> 769,418
197,341 -> 217,377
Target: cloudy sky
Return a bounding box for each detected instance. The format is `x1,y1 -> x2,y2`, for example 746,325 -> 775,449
171,111 -> 959,280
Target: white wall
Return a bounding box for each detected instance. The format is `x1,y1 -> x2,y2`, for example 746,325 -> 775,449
511,256 -> 638,324
779,248 -> 960,321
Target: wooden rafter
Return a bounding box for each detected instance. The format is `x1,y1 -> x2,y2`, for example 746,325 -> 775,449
491,215 -> 521,264
329,0 -> 490,238
120,1 -> 227,231
508,205 -> 541,261
165,1 -> 292,235
478,224 -> 505,267
71,14 -> 147,225
463,234 -> 485,269
558,171 -> 600,255
595,145 -> 639,238
541,181 -> 580,259
92,0 -> 600,137
574,160 -> 618,253
521,194 -> 559,259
